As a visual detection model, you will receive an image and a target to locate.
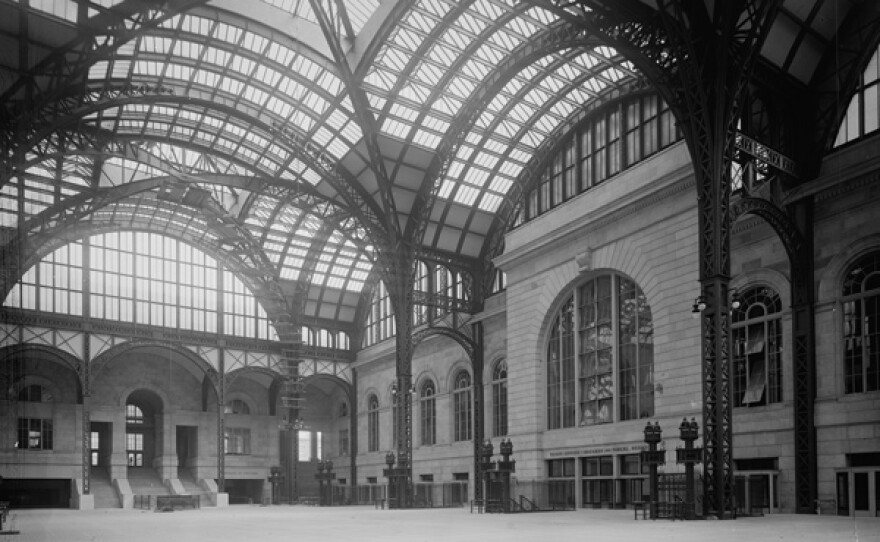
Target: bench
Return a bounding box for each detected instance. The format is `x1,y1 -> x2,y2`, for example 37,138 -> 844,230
155,495 -> 199,511
632,501 -> 648,519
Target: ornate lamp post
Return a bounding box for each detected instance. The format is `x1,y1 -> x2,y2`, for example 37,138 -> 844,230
383,451 -> 395,508
641,422 -> 665,519
676,417 -> 702,519
497,439 -> 516,513
480,439 -> 495,510
315,460 -> 335,506
267,465 -> 284,505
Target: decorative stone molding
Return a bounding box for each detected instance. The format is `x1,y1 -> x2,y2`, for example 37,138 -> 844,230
575,247 -> 592,273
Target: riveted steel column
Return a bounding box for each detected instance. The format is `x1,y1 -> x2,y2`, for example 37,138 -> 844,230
472,321 -> 485,502
790,199 -> 817,513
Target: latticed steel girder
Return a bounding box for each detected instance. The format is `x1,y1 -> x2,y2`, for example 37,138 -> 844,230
1,0 -> 208,154
308,0 -> 400,242
406,19 -> 601,245
285,221 -> 340,318
0,180 -> 291,322
539,0 -> 782,519
1,0 -> 207,107
4,82 -> 388,240
731,194 -> 816,513
410,290 -> 475,316
40,130 -> 372,247
412,325 -> 476,370
806,1 -> 880,171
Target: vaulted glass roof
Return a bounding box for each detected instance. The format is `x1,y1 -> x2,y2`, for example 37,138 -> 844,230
0,0 -> 872,334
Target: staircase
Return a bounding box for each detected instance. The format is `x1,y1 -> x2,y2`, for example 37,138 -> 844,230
178,474 -> 212,507
127,468 -> 170,497
90,468 -> 120,509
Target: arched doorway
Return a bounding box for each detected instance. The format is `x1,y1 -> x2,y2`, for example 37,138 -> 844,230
125,389 -> 163,471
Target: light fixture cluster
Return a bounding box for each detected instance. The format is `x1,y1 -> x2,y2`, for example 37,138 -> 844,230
391,381 -> 416,396
691,295 -> 707,316
691,289 -> 744,316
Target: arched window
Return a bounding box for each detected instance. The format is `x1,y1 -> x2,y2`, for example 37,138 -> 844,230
835,46 -> 880,147
414,260 -> 430,326
420,380 -> 436,446
842,252 -> 880,394
364,281 -> 395,347
453,371 -> 472,442
732,287 -> 783,406
547,274 -> 654,429
492,360 -> 508,437
18,384 -> 53,403
126,403 -> 145,467
336,331 -> 350,350
317,329 -> 331,347
367,394 -> 380,452
227,399 -> 250,415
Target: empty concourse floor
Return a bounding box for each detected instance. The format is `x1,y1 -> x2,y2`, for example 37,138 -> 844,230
2,506 -> 878,542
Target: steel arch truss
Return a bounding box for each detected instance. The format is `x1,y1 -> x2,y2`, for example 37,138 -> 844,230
731,195 -> 816,512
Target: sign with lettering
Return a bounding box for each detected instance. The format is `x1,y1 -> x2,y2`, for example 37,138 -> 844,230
547,443 -> 649,458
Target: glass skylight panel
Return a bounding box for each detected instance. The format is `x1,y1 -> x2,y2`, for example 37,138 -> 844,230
600,66 -> 626,83
182,14 -> 213,36
30,0 -> 77,23
437,179 -> 455,199
478,192 -> 502,212
241,31 -> 268,55
140,36 -> 172,55
454,184 -> 480,206
393,27 -> 424,51
412,130 -> 442,148
326,139 -> 349,159
172,40 -> 203,60
260,0 -> 316,25
495,158 -> 521,179
89,61 -> 109,80
341,121 -> 363,144
459,58 -> 492,82
343,0 -> 380,34
365,69 -> 396,92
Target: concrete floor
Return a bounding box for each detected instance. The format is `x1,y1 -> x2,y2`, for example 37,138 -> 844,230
2,506 -> 878,542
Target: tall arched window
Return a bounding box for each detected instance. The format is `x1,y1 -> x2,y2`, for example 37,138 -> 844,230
453,371 -> 472,442
420,380 -> 436,446
547,274 -> 654,429
367,394 -> 380,452
126,404 -> 145,467
732,287 -> 783,406
492,360 -> 508,437
843,252 -> 880,394
364,281 -> 395,347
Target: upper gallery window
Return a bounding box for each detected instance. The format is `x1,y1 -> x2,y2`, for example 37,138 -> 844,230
835,46 -> 880,147
3,232 -> 277,341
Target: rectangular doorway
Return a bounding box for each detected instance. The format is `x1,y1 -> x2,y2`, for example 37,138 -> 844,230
176,426 -> 198,479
